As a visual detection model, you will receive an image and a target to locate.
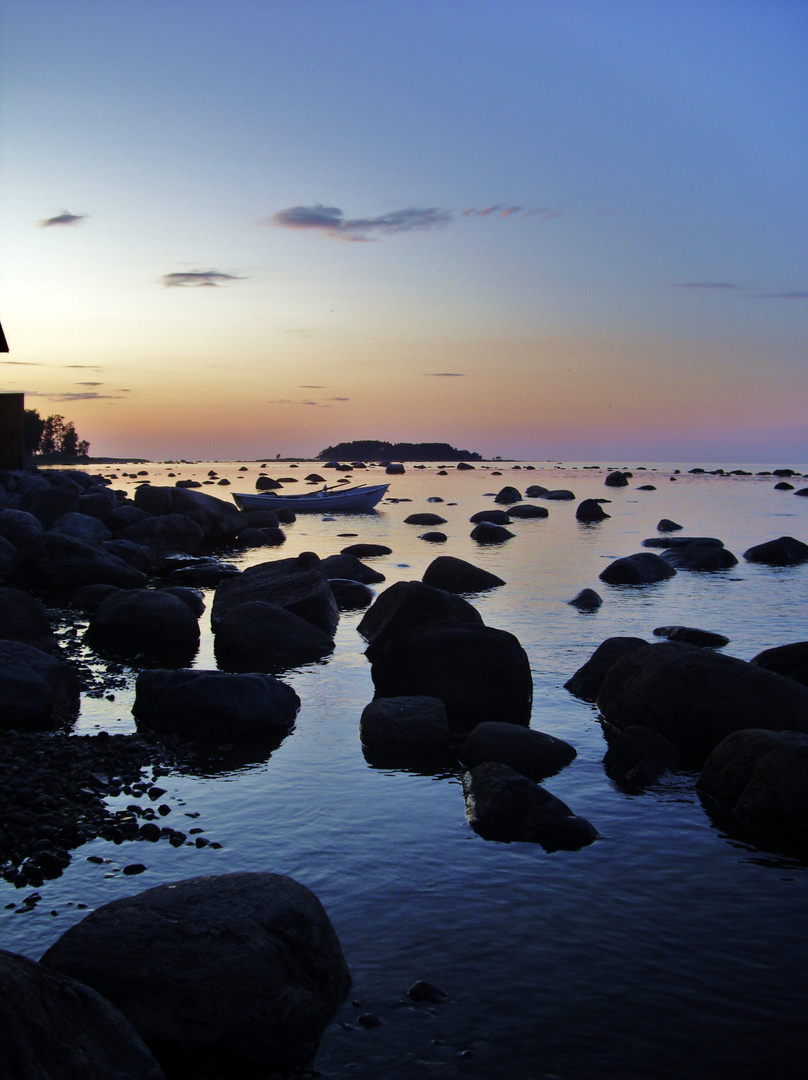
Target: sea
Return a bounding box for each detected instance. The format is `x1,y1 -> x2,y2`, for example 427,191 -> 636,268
3,458 -> 808,1080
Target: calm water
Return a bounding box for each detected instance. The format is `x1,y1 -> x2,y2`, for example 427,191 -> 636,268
4,460 -> 808,1079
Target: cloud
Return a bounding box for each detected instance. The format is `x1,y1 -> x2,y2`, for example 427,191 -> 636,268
77,381 -> 103,387
673,282 -> 740,290
1,360 -> 44,366
25,390 -> 126,401
299,384 -> 326,388
162,271 -> 244,287
673,281 -> 808,298
329,396 -> 350,401
476,205 -> 502,216
271,204 -> 452,241
40,211 -> 86,227
425,371 -> 465,377
64,364 -> 104,369
754,290 -> 808,299
500,206 -> 522,218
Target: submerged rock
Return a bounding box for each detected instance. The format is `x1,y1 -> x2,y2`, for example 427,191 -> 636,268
460,721 -> 576,780
576,499 -> 610,523
40,873 -> 351,1079
603,725 -> 681,789
567,588 -> 602,611
359,695 -> 456,764
422,555 -> 505,594
599,552 -> 676,585
462,762 -> 596,850
506,503 -> 549,519
657,518 -> 683,532
743,536 -> 808,566
470,521 -> 515,544
320,553 -> 385,584
652,625 -> 730,647
660,540 -> 738,571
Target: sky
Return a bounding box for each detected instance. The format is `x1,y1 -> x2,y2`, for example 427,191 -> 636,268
1,0 -> 806,462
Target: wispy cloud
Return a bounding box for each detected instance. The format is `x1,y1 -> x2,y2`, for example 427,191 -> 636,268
40,211 -> 86,227
162,270 -> 245,287
271,204 -> 452,242
329,396 -> 350,401
674,282 -> 740,290
25,390 -> 126,402
77,381 -> 103,387
1,360 -> 43,366
754,290 -> 808,299
425,371 -> 465,377
673,281 -> 808,298
299,384 -> 326,388
64,364 -> 103,370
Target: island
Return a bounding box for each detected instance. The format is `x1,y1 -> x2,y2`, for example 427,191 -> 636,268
317,440 -> 482,462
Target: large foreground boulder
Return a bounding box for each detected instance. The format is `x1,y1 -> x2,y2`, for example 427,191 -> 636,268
564,637 -> 647,702
370,621 -> 533,730
214,600 -> 334,673
134,669 -> 299,743
359,696 -> 455,764
422,555 -> 505,594
0,949 -> 165,1080
0,641 -> 81,731
6,532 -> 147,592
462,762 -> 596,850
602,725 -> 681,789
87,589 -> 200,664
460,722 -> 576,781
319,553 -> 385,584
0,586 -> 59,653
133,484 -> 242,547
750,641 -> 808,687
358,579 -> 483,661
40,873 -> 351,1079
597,641 -> 808,763
212,553 -> 339,636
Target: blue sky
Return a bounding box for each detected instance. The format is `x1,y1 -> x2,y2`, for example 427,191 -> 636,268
1,0 -> 806,461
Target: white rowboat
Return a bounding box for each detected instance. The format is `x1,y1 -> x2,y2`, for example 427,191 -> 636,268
232,483 -> 389,513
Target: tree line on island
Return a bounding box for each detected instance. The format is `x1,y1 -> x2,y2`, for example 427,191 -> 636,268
317,440 -> 481,462
24,409 -> 90,460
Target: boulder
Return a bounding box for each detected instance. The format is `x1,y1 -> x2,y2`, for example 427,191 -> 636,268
544,489 -> 575,500
419,531 -> 447,542
750,641 -> 808,687
422,555 -> 505,594
460,722 -> 576,780
564,636 -> 648,702
652,625 -> 730,648
525,485 -> 548,498
358,580 -> 484,661
103,538 -> 157,573
404,512 -> 447,526
494,486 -> 521,505
19,482 -> 80,527
660,540 -> 738,571
576,499 -> 610,523
641,535 -> 725,549
106,503 -> 151,531
0,640 -> 81,731
77,488 -> 119,520
462,762 -> 597,850
212,553 -> 339,636
40,873 -> 350,1079
468,509 -> 512,524
319,553 -> 385,584
133,485 -> 242,547
743,536 -> 808,566
0,536 -> 14,571
115,514 -> 207,555
599,552 -> 677,585
255,475 -> 282,490
506,503 -> 549,519
470,522 -> 515,544
604,470 -> 630,487
160,586 -> 206,617
597,641 -> 808,762
657,518 -> 683,532
328,578 -> 375,610
0,508 -> 44,547
71,583 -> 122,613
6,532 -> 147,592
567,588 -> 602,611
87,589 -> 200,663
237,526 -> 286,548
133,669 -> 299,743
164,557 -> 241,587
698,729 -> 808,835
0,949 -> 165,1080
238,508 -> 281,530
370,620 -> 533,730
359,696 -> 455,764
340,543 -> 392,557
49,512 -> 111,545
602,725 -> 681,789
0,586 -> 59,653
214,600 -> 335,673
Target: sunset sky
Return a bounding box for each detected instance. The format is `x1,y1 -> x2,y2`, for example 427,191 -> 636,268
1,1 -> 806,462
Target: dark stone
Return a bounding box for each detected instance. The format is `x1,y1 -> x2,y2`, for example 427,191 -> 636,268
133,485 -> 243,547
469,509 -> 512,524
0,640 -> 81,731
165,557 -> 242,587
419,531 -> 447,543
653,625 -> 730,648
599,552 -> 677,585
71,583 -> 122,613
408,980 -> 449,1003
597,641 -> 808,763
328,578 -> 375,611
238,508 -> 280,530
103,539 -> 157,573
641,535 -> 725,549
41,873 -> 351,1079
370,621 -> 532,731
470,522 -> 515,544
422,555 -> 504,594
462,762 -> 597,850
358,580 -> 483,661
160,586 -> 206,617
564,637 -> 648,702
20,482 -> 80,527
0,508 -> 44,547
320,553 -> 385,584
404,512 -> 447,526
212,553 -> 339,636
115,514 -> 207,555
107,503 -> 151,531
7,532 -> 147,592
255,475 -> 282,490
0,586 -> 59,653
506,503 -> 549,519
567,588 -> 602,611
494,486 -> 521,505
87,590 -> 200,664
525,485 -> 548,498
576,499 -> 610,523
237,526 -> 286,548
460,721 -> 576,780
456,462 -> 475,470
50,512 -> 111,545
657,518 -> 683,532
774,481 -> 794,490
359,696 -> 455,763
603,725 -> 681,789
134,669 -> 299,743
743,536 -> 808,566
214,600 -> 335,673
544,489 -> 575,500
750,641 -> 808,687
698,729 -> 808,834
0,949 -> 165,1080
604,471 -> 630,487
660,540 -> 738,571
340,543 -> 392,557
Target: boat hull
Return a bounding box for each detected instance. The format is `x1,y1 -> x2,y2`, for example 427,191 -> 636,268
232,484 -> 389,513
